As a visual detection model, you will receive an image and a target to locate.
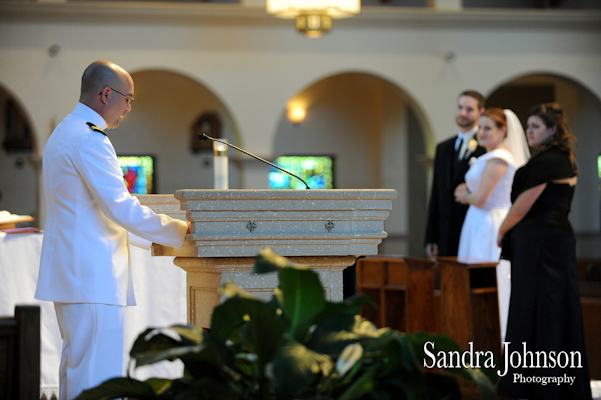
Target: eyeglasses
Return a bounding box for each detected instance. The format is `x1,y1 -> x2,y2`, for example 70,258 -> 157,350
110,87 -> 134,104
99,87 -> 134,104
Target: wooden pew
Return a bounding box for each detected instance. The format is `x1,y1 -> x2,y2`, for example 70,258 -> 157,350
0,305 -> 40,400
438,257 -> 501,359
578,258 -> 601,379
437,257 -> 502,400
355,255 -> 438,333
356,254 -> 601,393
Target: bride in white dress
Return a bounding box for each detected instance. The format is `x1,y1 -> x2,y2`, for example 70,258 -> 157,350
454,108 -> 529,341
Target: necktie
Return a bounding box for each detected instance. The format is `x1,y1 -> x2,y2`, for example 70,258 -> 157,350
455,136 -> 464,159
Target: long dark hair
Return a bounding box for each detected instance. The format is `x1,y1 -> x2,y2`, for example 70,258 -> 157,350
528,102 -> 578,174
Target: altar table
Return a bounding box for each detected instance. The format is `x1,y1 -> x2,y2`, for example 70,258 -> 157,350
0,231 -> 188,397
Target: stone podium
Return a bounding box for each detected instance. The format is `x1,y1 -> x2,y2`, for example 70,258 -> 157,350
140,189 -> 397,328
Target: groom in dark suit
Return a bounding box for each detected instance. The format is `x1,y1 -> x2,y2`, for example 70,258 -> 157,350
425,90 -> 486,259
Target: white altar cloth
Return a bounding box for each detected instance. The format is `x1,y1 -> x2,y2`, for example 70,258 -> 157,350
0,231 -> 187,396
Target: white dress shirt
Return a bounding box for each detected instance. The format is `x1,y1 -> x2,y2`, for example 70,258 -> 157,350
455,126 -> 479,160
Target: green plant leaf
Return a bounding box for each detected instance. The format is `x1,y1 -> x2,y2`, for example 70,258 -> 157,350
382,333 -> 429,399
336,363 -> 378,400
424,373 -> 462,400
129,325 -> 205,368
136,344 -> 206,368
272,335 -> 333,400
178,342 -> 238,380
169,324 -> 204,344
397,333 -> 426,376
210,295 -> 256,344
406,332 -> 498,400
305,317 -> 358,355
313,295 -> 372,327
254,247 -> 308,274
307,314 -> 392,356
278,267 -> 326,341
129,328 -> 178,357
221,281 -> 256,299
182,375 -> 245,399
74,377 -> 160,400
458,367 -> 498,400
78,251 -> 497,400
130,325 -> 202,352
210,296 -> 286,369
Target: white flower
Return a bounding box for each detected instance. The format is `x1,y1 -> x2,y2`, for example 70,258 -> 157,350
264,362 -> 274,379
336,343 -> 363,377
143,327 -> 181,341
468,138 -> 478,154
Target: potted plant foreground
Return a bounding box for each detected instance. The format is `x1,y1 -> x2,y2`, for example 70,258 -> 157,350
77,249 -> 497,400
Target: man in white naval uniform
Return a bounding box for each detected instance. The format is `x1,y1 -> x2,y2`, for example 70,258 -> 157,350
35,60 -> 190,400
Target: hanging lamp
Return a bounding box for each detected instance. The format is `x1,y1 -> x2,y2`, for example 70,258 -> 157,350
267,0 -> 360,38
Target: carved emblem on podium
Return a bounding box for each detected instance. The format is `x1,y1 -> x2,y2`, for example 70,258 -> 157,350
246,221 -> 257,233
325,220 -> 335,232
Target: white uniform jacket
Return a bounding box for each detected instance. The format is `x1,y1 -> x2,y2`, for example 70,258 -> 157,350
35,103 -> 187,306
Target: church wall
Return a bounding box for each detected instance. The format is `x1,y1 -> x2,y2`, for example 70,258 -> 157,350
0,5 -> 600,256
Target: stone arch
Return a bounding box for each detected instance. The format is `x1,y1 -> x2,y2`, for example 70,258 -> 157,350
487,72 -> 601,257
111,69 -> 242,193
272,71 -> 432,256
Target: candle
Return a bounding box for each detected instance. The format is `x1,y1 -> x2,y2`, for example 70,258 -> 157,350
213,139 -> 228,189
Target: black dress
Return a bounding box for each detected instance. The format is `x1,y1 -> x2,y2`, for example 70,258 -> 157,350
497,147 -> 592,400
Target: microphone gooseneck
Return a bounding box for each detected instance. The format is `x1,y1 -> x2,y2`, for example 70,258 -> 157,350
199,133 -> 311,190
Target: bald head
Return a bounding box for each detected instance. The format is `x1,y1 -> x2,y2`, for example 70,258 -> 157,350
79,60 -> 134,129
80,60 -> 130,104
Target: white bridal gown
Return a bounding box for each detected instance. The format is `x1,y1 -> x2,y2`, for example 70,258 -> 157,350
457,148 -> 517,341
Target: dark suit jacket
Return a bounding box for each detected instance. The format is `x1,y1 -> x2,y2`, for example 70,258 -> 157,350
425,135 -> 486,257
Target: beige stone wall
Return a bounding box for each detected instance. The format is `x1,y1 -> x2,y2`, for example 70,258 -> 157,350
1,3 -> 600,256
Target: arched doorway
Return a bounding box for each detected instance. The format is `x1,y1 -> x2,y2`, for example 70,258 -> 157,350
0,85 -> 40,227
487,73 -> 601,258
271,72 -> 430,257
110,69 -> 241,193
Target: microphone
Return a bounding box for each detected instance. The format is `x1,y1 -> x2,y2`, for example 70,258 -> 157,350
199,133 -> 311,190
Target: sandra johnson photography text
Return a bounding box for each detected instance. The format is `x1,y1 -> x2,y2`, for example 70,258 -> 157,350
423,341 -> 583,384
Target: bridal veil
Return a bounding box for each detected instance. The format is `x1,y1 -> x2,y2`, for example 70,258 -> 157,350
503,109 -> 530,167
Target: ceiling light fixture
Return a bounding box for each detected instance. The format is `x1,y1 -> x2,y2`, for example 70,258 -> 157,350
267,0 -> 360,38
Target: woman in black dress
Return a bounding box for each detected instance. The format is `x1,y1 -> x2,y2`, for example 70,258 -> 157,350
496,103 -> 591,400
